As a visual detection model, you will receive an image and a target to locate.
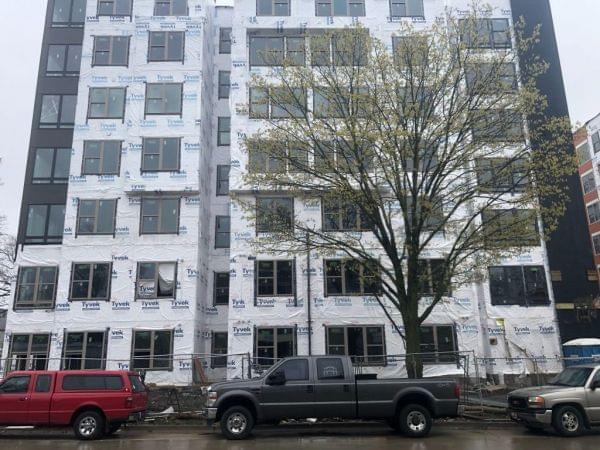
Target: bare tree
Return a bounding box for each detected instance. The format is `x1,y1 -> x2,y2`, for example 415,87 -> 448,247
236,6 -> 574,377
0,216 -> 16,308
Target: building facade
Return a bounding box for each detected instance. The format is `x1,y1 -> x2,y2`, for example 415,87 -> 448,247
3,0 -> 596,384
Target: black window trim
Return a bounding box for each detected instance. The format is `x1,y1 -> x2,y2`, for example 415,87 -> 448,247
213,271 -> 230,306
419,324 -> 459,365
323,258 -> 381,297
488,264 -> 551,307
39,94 -> 76,129
61,330 -> 109,370
32,147 -> 71,184
51,0 -> 86,27
211,331 -> 228,368
325,325 -> 386,366
255,259 -> 296,297
46,44 -> 82,76
24,203 -> 65,245
131,329 -> 175,371
253,326 -> 297,368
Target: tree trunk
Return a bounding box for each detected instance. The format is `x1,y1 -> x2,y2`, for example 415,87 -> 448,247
404,318 -> 424,379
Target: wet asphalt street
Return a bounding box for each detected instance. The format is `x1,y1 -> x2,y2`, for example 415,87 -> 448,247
1,424 -> 600,449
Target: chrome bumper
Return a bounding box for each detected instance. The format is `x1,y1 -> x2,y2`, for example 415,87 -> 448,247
509,409 -> 553,425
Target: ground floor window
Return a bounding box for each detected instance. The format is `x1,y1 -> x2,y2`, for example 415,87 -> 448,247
132,330 -> 173,371
254,327 -> 296,367
62,330 -> 108,370
488,265 -> 549,306
211,332 -> 228,368
325,325 -> 385,365
420,325 -> 458,363
7,334 -> 51,372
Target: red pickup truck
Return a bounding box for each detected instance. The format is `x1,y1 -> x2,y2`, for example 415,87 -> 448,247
0,370 -> 148,440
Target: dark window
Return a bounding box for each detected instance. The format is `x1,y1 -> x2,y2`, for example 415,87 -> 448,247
25,204 -> 65,244
69,263 -> 111,301
389,0 -> 424,18
35,375 -> 52,392
76,199 -> 117,235
322,198 -> 372,231
15,266 -> 59,310
466,63 -> 517,93
62,331 -> 108,370
88,87 -> 126,120
418,259 -> 450,296
0,376 -> 31,393
326,326 -> 385,365
472,109 -> 523,142
32,148 -> 71,184
277,359 -> 309,380
256,197 -> 294,233
420,325 -> 457,363
40,94 -> 76,128
142,138 -> 180,172
247,140 -> 309,173
145,83 -> 183,116
582,172 -> 597,195
154,0 -> 188,15
257,0 -> 291,15
140,197 -> 180,234
47,44 -> 82,75
254,327 -> 295,367
217,117 -> 230,146
97,0 -> 133,16
249,87 -> 307,118
392,36 -> 429,67
219,28 -> 232,54
577,143 -> 591,165
249,35 -> 305,67
62,375 -> 123,390
214,272 -> 230,305
216,165 -> 230,196
593,234 -> 600,256
588,202 -> 600,225
460,18 -> 511,49
310,31 -> 368,67
211,332 -> 228,368
52,0 -> 86,26
132,330 -> 174,370
136,262 -> 177,299
129,375 -> 146,392
314,140 -> 372,172
316,357 -> 345,379
256,260 -> 294,296
82,141 -> 122,175
489,265 -> 549,306
215,215 -> 230,248
316,0 -> 365,16
324,259 -> 380,296
476,158 -> 528,193
7,334 -> 50,371
92,36 -> 130,66
592,132 -> 600,153
148,31 -> 185,62
218,71 -> 230,99
482,209 -> 539,247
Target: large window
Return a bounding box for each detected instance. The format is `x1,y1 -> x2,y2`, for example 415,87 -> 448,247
588,202 -> 600,225
476,158 -> 528,193
324,259 -> 380,296
314,140 -> 373,172
145,83 -> 183,116
254,327 -> 295,367
7,334 -> 50,371
256,197 -> 294,233
69,263 -> 112,301
472,110 -> 523,142
62,331 -> 108,370
582,172 -> 597,195
46,44 -> 82,75
249,87 -> 307,118
25,204 -> 65,244
148,31 -> 185,62
489,265 -> 549,306
211,332 -> 228,368
218,71 -> 230,99
140,197 -> 180,234
322,198 -> 372,231
256,260 -> 295,297
466,63 -> 518,93
310,31 -> 368,66
76,199 -> 117,235
214,272 -> 230,305
249,35 -> 305,67
32,148 -> 71,184
420,325 -> 457,363
216,165 -> 230,196
142,138 -> 180,172
219,28 -> 232,54
97,0 -> 133,16
87,87 -> 126,120
215,215 -> 230,248
132,330 -> 174,370
39,94 -> 76,128
389,0 -> 424,18
418,259 -> 450,296
257,0 -> 290,15
154,0 -> 188,15
460,18 -> 511,49
482,209 -> 539,247
136,262 -> 177,299
316,0 -> 365,16
14,266 -> 59,310
326,326 -> 385,365
62,375 -> 123,390
82,141 -> 122,175
248,140 -> 309,173
217,117 -> 230,146
52,0 -> 86,27
92,36 -> 130,66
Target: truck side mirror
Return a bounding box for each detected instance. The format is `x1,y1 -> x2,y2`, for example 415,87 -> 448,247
267,371 -> 286,386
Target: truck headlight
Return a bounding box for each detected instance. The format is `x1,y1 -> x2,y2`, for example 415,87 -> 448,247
527,396 -> 545,408
207,390 -> 218,407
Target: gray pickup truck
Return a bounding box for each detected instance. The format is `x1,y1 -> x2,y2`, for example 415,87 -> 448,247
508,364 -> 600,436
203,355 -> 460,439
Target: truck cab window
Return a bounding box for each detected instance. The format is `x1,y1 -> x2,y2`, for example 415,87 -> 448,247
35,375 -> 52,392
317,358 -> 345,380
0,376 -> 31,393
276,359 -> 309,381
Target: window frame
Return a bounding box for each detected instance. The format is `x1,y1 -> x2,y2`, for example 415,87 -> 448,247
39,94 -> 76,128
254,326 -> 296,367
87,87 -> 127,121
82,140 -> 122,176
144,83 -> 184,117
211,332 -> 228,368
324,259 -> 381,296
32,147 -> 71,184
460,18 -> 512,50
52,0 -> 86,27
141,137 -> 181,172
255,260 -> 295,297
249,87 -> 307,119
76,199 -> 118,236
131,329 -> 174,371
154,0 -> 189,16
68,262 -> 113,301
248,35 -> 306,68
97,0 -> 133,17
481,208 -> 539,247
14,266 -> 59,310
475,157 -> 528,193
218,71 -> 231,99
389,0 -> 425,19
418,259 -> 451,297
216,165 -> 230,196
419,325 -> 458,364
315,0 -> 366,16
46,44 -> 82,76
217,116 -> 231,146
321,198 -> 373,232
214,271 -> 230,305
61,330 -> 109,370
7,334 -> 51,372
488,265 -> 550,307
140,197 -> 181,235
256,197 -> 294,233
92,36 -> 131,67
257,0 -> 291,16
24,204 -> 65,245
219,28 -> 232,54
148,31 -> 185,63
135,261 -> 178,300
325,325 -> 386,366
215,215 -> 231,249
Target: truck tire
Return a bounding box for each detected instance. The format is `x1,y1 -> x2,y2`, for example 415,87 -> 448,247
552,406 -> 585,437
73,410 -> 105,441
397,404 -> 432,438
220,406 -> 254,440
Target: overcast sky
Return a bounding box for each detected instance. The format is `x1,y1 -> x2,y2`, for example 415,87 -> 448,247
0,0 -> 599,235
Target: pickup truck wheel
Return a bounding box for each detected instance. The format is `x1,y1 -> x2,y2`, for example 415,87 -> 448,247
553,406 -> 585,437
73,411 -> 105,440
220,406 -> 254,440
398,404 -> 432,438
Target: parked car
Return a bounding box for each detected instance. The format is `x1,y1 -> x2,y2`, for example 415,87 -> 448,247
203,355 -> 461,440
508,364 -> 600,436
0,370 -> 148,440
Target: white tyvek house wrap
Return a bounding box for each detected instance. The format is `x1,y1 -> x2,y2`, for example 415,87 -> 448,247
225,0 -> 562,380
